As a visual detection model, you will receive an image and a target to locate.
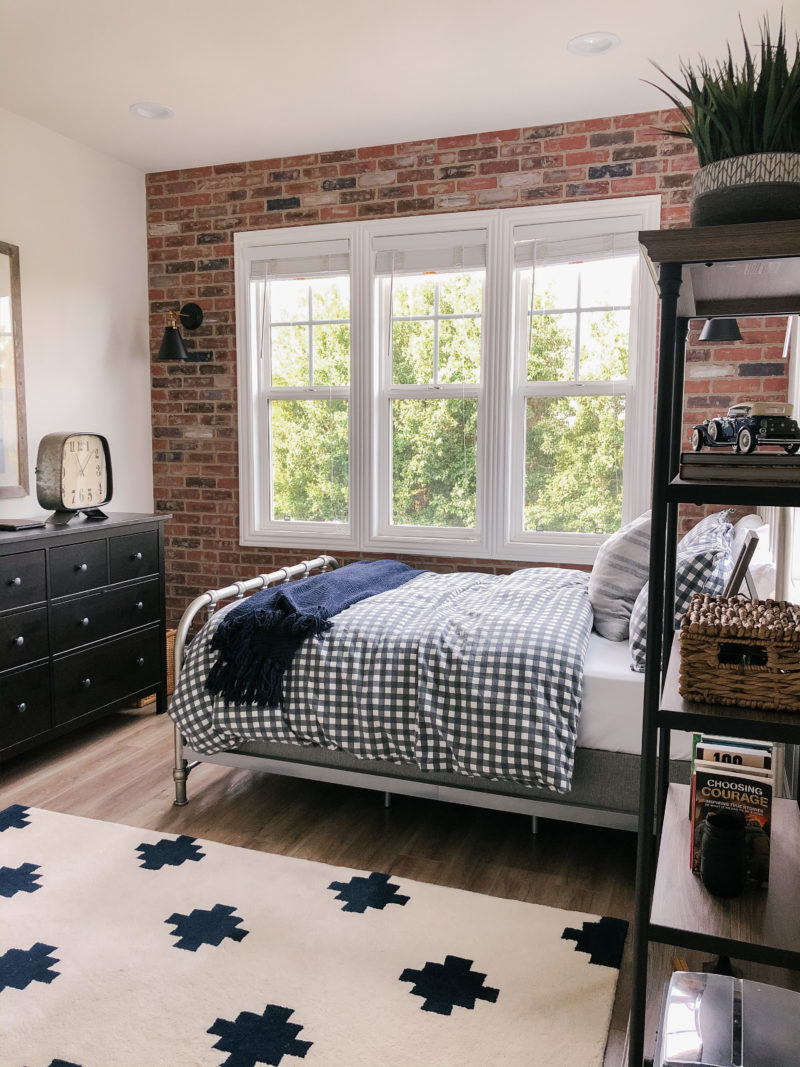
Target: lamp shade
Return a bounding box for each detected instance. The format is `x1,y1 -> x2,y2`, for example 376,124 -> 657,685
699,317 -> 742,342
157,325 -> 189,362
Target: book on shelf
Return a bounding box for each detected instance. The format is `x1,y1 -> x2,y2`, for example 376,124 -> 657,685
694,737 -> 773,771
679,451 -> 800,482
688,733 -> 773,816
690,760 -> 773,885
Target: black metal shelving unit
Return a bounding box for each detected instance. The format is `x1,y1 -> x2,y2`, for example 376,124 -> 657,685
628,220 -> 800,1067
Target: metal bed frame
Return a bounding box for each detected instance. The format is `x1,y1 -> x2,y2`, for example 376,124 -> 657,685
171,554 -> 688,830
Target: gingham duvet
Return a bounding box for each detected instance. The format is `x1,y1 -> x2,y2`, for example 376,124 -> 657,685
168,567 -> 593,793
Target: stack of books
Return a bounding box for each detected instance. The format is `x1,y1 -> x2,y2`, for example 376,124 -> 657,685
680,452 -> 800,483
689,734 -> 774,886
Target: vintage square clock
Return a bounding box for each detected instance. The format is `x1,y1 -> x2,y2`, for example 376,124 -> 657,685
35,432 -> 113,525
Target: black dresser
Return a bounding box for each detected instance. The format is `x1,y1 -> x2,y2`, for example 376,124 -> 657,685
0,513 -> 168,760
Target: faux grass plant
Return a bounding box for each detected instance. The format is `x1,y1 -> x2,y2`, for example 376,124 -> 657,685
649,16 -> 800,166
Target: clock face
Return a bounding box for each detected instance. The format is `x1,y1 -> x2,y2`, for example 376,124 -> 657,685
61,433 -> 109,509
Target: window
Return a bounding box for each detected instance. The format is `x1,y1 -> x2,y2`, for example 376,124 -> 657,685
236,198 -> 659,562
372,231 -> 486,542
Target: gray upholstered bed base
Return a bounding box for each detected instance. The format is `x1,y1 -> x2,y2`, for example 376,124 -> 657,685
178,738 -> 690,831
171,555 -> 689,832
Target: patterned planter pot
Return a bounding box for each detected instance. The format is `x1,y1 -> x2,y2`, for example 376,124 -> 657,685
690,152 -> 800,226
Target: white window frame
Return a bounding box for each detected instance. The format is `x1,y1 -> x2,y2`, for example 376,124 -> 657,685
235,196 -> 660,563
501,200 -> 659,563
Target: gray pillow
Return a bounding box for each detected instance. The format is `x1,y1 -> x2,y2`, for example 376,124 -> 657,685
629,510 -> 734,672
588,511 -> 651,640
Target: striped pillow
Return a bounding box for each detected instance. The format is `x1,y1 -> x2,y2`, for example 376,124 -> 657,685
629,510 -> 734,672
588,511 -> 651,640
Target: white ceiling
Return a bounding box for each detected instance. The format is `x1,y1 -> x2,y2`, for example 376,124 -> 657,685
0,1 -> 795,174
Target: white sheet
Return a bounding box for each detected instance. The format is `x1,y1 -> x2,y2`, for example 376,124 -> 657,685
577,631 -> 692,759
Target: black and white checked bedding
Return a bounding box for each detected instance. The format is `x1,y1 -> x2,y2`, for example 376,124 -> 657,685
169,567 -> 593,793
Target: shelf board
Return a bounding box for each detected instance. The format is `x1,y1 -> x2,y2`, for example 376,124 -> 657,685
666,477 -> 800,507
639,221 -> 800,318
659,634 -> 800,742
649,784 -> 800,970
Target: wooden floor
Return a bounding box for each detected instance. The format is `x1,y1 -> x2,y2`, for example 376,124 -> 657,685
8,706 -> 796,1065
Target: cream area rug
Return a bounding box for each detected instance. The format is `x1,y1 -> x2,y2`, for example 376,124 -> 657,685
0,805 -> 627,1067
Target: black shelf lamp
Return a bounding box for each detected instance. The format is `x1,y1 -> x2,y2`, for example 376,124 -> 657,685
699,317 -> 743,342
157,302 -> 211,361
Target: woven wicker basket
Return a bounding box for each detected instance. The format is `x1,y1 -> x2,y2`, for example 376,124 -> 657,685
679,594 -> 800,711
133,628 -> 176,708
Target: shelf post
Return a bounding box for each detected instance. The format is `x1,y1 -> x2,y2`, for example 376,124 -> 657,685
629,261 -> 683,1067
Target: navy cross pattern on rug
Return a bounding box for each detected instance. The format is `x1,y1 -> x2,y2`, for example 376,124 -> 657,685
136,834 -> 205,870
400,954 -> 500,1015
0,862 -> 42,898
209,1003 -> 312,1067
561,916 -> 629,969
328,871 -> 410,913
166,904 -> 249,951
0,804 -> 31,832
0,943 -> 60,992
46,1060 -> 83,1067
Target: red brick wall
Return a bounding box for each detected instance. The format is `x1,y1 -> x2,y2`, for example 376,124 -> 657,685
146,110 -> 787,626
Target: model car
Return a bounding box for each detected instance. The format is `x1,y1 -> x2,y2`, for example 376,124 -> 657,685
691,401 -> 800,454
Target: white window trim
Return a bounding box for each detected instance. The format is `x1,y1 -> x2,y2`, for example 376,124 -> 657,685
235,196 -> 660,564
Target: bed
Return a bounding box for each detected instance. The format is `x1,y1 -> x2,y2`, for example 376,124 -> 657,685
168,551 -> 701,832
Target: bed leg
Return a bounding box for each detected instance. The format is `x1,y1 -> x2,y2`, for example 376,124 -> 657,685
173,725 -> 189,806
531,815 -> 539,835
384,792 -> 391,809
173,761 -> 189,806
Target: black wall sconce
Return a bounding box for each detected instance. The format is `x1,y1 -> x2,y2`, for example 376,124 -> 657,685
699,317 -> 743,343
157,302 -> 212,361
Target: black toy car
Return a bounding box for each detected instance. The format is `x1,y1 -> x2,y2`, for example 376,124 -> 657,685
691,402 -> 800,455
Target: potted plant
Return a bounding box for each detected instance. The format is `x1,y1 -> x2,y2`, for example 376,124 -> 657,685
650,15 -> 800,225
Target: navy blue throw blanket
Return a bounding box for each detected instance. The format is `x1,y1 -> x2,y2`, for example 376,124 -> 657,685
206,559 -> 422,707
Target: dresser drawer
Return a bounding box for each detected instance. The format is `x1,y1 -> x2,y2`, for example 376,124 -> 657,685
51,577 -> 161,653
1,663 -> 51,749
50,539 -> 108,598
53,625 -> 162,725
0,550 -> 46,611
109,530 -> 158,584
0,606 -> 49,671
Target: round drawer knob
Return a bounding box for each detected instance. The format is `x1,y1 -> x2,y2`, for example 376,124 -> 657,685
81,617 -> 90,627
135,601 -> 144,610
81,677 -> 92,688
14,635 -> 24,646
8,576 -> 22,586
17,702 -> 26,714
77,563 -> 88,573
132,552 -> 143,561
136,656 -> 145,667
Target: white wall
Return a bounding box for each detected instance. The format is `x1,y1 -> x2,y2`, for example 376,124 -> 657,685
0,106 -> 152,520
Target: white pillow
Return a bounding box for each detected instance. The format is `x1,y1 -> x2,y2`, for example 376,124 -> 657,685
588,511 -> 651,641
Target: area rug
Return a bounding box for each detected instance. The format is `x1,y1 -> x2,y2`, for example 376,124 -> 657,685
0,805 -> 627,1067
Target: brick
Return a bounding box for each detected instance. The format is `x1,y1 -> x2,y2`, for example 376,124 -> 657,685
523,124 -> 565,140
739,362 -> 786,377
588,163 -> 633,179
340,189 -> 375,204
478,128 -> 522,143
321,177 -> 357,191
397,197 -> 435,213
266,197 -> 301,211
320,149 -> 357,163
589,130 -> 635,147
478,159 -> 520,175
458,146 -> 499,162
439,164 -> 476,180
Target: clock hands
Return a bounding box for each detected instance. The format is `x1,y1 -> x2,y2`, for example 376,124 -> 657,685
78,447 -> 97,475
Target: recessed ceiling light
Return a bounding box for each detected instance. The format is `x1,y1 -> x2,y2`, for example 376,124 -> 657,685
129,101 -> 174,120
567,32 -> 621,56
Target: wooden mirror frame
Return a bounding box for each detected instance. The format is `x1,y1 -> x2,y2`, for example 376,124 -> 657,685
0,240 -> 28,499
